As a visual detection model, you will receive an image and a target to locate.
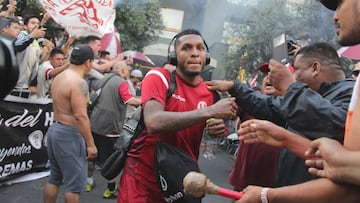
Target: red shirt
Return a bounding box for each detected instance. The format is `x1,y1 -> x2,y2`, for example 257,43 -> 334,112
118,81 -> 134,103
122,68 -> 215,199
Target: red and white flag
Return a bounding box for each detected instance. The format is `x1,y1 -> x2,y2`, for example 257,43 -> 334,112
249,73 -> 258,88
39,0 -> 116,37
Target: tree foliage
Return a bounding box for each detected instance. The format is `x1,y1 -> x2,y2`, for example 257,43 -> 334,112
224,0 -> 338,84
115,0 -> 163,52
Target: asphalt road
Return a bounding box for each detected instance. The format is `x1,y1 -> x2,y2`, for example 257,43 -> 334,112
0,147 -> 236,203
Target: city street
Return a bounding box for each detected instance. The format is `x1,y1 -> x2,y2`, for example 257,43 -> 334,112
0,147 -> 236,203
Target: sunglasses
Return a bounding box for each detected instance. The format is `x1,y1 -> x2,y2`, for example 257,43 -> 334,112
353,70 -> 360,77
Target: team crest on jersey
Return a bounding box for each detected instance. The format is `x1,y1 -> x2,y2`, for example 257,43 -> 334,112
197,101 -> 208,109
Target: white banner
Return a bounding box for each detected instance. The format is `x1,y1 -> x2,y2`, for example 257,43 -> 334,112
39,0 -> 116,37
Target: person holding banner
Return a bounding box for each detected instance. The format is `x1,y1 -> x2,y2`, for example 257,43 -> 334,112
44,45 -> 97,203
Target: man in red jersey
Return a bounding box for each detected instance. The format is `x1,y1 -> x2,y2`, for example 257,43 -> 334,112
117,29 -> 238,203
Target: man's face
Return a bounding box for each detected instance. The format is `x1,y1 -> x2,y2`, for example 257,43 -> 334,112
50,53 -> 65,68
88,40 -> 101,56
293,54 -> 318,90
24,17 -> 40,33
262,75 -> 282,96
2,22 -> 21,38
333,0 -> 360,46
176,34 -> 207,76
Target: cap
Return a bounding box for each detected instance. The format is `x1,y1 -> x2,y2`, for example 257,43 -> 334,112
259,63 -> 269,74
318,0 -> 338,10
259,63 -> 295,74
130,69 -> 143,78
0,18 -> 10,31
70,45 -> 94,65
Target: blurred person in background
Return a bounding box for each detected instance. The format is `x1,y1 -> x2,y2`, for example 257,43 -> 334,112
351,61 -> 360,79
87,61 -> 141,198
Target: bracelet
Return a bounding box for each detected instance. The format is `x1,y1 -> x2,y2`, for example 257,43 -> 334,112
260,187 -> 269,203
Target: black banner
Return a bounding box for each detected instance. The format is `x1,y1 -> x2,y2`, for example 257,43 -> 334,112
0,96 -> 53,183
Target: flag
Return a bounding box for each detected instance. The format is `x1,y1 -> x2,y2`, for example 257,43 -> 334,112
39,0 -> 116,37
249,73 -> 258,88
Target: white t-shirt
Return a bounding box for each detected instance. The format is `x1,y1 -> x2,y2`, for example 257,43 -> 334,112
36,61 -> 54,98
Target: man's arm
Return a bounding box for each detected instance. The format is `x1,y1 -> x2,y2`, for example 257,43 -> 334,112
346,92 -> 360,150
119,81 -> 141,106
144,98 -> 237,134
71,80 -> 97,159
126,96 -> 141,106
92,54 -> 123,73
238,119 -> 310,159
306,138 -> 360,185
49,61 -> 70,79
14,32 -> 34,52
236,179 -> 360,203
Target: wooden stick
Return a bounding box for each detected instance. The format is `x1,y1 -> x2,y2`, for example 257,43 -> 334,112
183,171 -> 243,200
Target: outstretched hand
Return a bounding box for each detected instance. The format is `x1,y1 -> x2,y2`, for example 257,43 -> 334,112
206,80 -> 234,92
238,119 -> 286,147
305,138 -> 344,181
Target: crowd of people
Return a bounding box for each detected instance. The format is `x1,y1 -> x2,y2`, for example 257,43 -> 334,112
0,4 -> 143,202
2,0 -> 360,203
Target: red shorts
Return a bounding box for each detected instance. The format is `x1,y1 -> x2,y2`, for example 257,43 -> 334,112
117,171 -> 165,203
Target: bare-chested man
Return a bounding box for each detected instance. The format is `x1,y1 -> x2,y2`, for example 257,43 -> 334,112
44,44 -> 98,203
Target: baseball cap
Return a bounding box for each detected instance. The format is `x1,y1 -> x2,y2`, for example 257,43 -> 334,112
318,0 -> 338,10
70,45 -> 94,65
259,63 -> 295,74
259,63 -> 270,73
130,69 -> 143,78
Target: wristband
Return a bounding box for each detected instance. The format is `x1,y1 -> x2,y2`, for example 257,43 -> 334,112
260,187 -> 269,203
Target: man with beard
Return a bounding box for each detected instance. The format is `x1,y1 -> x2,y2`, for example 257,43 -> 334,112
117,29 -> 238,202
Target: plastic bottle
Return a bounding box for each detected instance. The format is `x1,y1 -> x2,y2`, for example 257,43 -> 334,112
202,118 -> 218,160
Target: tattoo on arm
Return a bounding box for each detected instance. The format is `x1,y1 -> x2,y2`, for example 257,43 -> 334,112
80,81 -> 89,97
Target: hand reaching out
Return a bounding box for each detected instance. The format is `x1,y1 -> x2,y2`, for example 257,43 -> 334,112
206,80 -> 234,92
305,138 -> 345,183
238,119 -> 286,147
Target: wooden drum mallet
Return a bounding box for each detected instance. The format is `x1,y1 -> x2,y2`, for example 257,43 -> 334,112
183,171 -> 243,200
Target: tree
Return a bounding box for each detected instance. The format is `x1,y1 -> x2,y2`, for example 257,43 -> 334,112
115,0 -> 163,52
223,0 -> 338,84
